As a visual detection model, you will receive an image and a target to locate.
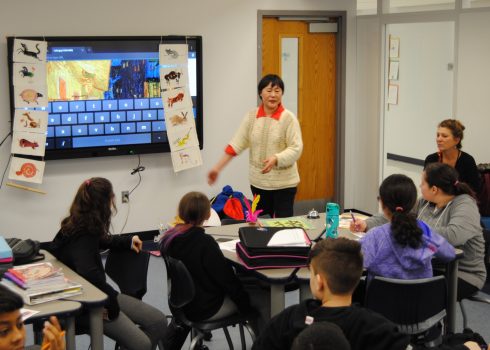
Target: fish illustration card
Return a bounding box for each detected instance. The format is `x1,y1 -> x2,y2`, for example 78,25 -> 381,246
161,87 -> 192,111
9,157 -> 45,184
13,39 -> 47,63
167,127 -> 199,151
160,66 -> 188,90
14,85 -> 48,108
11,131 -> 46,157
165,107 -> 196,133
13,62 -> 47,86
13,110 -> 48,134
159,44 -> 188,66
171,146 -> 202,172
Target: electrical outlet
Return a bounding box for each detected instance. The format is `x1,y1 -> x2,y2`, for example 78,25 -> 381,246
122,191 -> 129,203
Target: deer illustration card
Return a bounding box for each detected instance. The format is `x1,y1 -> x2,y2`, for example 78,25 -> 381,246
11,131 -> 46,157
167,126 -> 199,152
14,85 -> 48,108
161,87 -> 192,112
13,62 -> 46,86
171,146 -> 202,172
13,39 -> 47,64
13,110 -> 48,134
160,66 -> 188,90
159,44 -> 188,65
9,157 -> 45,184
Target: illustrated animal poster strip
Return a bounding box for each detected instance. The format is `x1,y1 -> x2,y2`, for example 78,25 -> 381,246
13,62 -> 47,86
159,44 -> 188,66
8,157 -> 45,184
14,85 -> 48,108
170,146 -> 202,172
13,110 -> 48,134
167,126 -> 200,151
165,107 -> 196,132
160,66 -> 188,90
11,131 -> 46,157
161,87 -> 193,111
13,39 -> 47,63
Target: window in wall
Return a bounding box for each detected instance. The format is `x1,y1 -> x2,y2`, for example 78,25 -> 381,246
357,0 -> 377,15
462,0 -> 490,8
384,0 -> 455,13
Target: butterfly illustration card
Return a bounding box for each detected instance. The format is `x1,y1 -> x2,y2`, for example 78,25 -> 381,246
13,39 -> 47,63
11,131 -> 46,157
13,110 -> 48,134
9,157 -> 45,184
159,44 -> 188,66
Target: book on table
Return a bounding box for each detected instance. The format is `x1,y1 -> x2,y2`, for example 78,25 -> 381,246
5,262 -> 64,289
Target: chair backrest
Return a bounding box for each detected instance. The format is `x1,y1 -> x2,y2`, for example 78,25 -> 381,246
163,256 -> 196,309
105,249 -> 150,299
365,275 -> 447,334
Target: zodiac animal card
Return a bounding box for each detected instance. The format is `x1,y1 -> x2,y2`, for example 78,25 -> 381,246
167,127 -> 200,151
171,146 -> 202,172
165,107 -> 196,133
13,39 -> 47,63
13,62 -> 47,86
159,44 -> 188,66
13,110 -> 48,134
11,131 -> 46,157
160,67 -> 188,90
161,87 -> 192,111
14,85 -> 48,108
9,157 -> 45,184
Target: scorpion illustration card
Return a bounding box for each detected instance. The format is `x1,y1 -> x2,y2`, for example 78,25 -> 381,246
13,110 -> 48,134
13,62 -> 46,86
170,146 -> 202,172
13,39 -> 47,64
8,157 -> 45,184
11,131 -> 46,157
165,107 -> 196,133
161,87 -> 193,112
14,84 -> 48,108
159,66 -> 189,90
167,126 -> 200,152
159,44 -> 188,65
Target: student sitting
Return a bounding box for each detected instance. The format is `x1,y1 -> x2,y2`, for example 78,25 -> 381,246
252,238 -> 486,350
360,174 -> 455,280
0,284 -> 65,350
160,191 -> 262,350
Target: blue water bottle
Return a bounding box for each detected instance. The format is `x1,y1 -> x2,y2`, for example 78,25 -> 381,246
325,202 -> 340,238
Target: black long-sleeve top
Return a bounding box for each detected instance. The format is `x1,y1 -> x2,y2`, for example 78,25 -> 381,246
161,226 -> 251,321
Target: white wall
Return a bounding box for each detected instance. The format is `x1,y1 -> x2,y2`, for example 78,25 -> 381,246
0,0 -> 359,241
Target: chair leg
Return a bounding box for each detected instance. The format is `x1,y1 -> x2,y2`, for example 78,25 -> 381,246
223,327 -> 234,350
239,324 -> 246,350
244,322 -> 256,342
459,300 -> 469,330
189,330 -> 205,350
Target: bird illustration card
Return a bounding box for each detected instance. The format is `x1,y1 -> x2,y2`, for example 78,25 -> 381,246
161,87 -> 192,111
13,39 -> 47,63
159,44 -> 188,66
165,107 -> 196,133
13,62 -> 47,86
11,131 -> 46,157
160,66 -> 188,90
9,157 -> 45,184
14,85 -> 48,108
171,146 -> 202,172
167,126 -> 199,151
13,110 -> 48,134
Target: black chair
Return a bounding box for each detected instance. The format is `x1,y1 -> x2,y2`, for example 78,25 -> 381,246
365,275 -> 447,346
163,256 -> 255,350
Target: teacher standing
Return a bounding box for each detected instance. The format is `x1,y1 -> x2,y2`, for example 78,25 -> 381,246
207,74 -> 303,218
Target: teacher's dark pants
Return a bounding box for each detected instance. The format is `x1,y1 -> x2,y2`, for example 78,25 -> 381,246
251,185 -> 297,218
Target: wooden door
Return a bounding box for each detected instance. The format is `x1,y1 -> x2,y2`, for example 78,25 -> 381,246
262,18 -> 337,201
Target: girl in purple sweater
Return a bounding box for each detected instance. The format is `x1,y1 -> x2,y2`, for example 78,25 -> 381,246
361,174 -> 455,280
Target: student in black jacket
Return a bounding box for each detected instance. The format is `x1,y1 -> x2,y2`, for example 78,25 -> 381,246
252,238 -> 486,350
160,191 -> 261,350
48,177 -> 167,350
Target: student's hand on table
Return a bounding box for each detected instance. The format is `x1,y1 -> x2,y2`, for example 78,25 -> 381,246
41,316 -> 65,350
131,235 -> 143,253
261,155 -> 277,174
349,219 -> 367,233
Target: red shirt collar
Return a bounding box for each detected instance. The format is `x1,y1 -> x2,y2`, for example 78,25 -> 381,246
256,104 -> 284,120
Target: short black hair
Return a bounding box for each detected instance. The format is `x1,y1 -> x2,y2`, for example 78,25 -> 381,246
258,74 -> 284,97
292,322 -> 351,350
0,284 -> 23,313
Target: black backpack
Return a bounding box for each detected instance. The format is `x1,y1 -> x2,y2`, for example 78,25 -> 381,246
6,238 -> 45,265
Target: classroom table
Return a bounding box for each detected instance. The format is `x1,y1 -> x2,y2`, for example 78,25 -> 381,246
42,251 -> 108,350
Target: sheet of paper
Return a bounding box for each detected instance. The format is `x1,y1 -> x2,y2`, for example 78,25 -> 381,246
219,239 -> 240,252
20,308 -> 40,321
267,228 -> 309,247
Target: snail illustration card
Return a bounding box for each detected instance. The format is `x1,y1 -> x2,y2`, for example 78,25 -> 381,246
13,39 -> 47,64
9,157 -> 45,184
167,126 -> 199,151
161,87 -> 193,111
14,85 -> 48,108
165,107 -> 196,133
13,110 -> 48,134
11,131 -> 46,157
13,62 -> 47,86
159,44 -> 188,65
171,146 -> 202,172
160,66 -> 188,90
